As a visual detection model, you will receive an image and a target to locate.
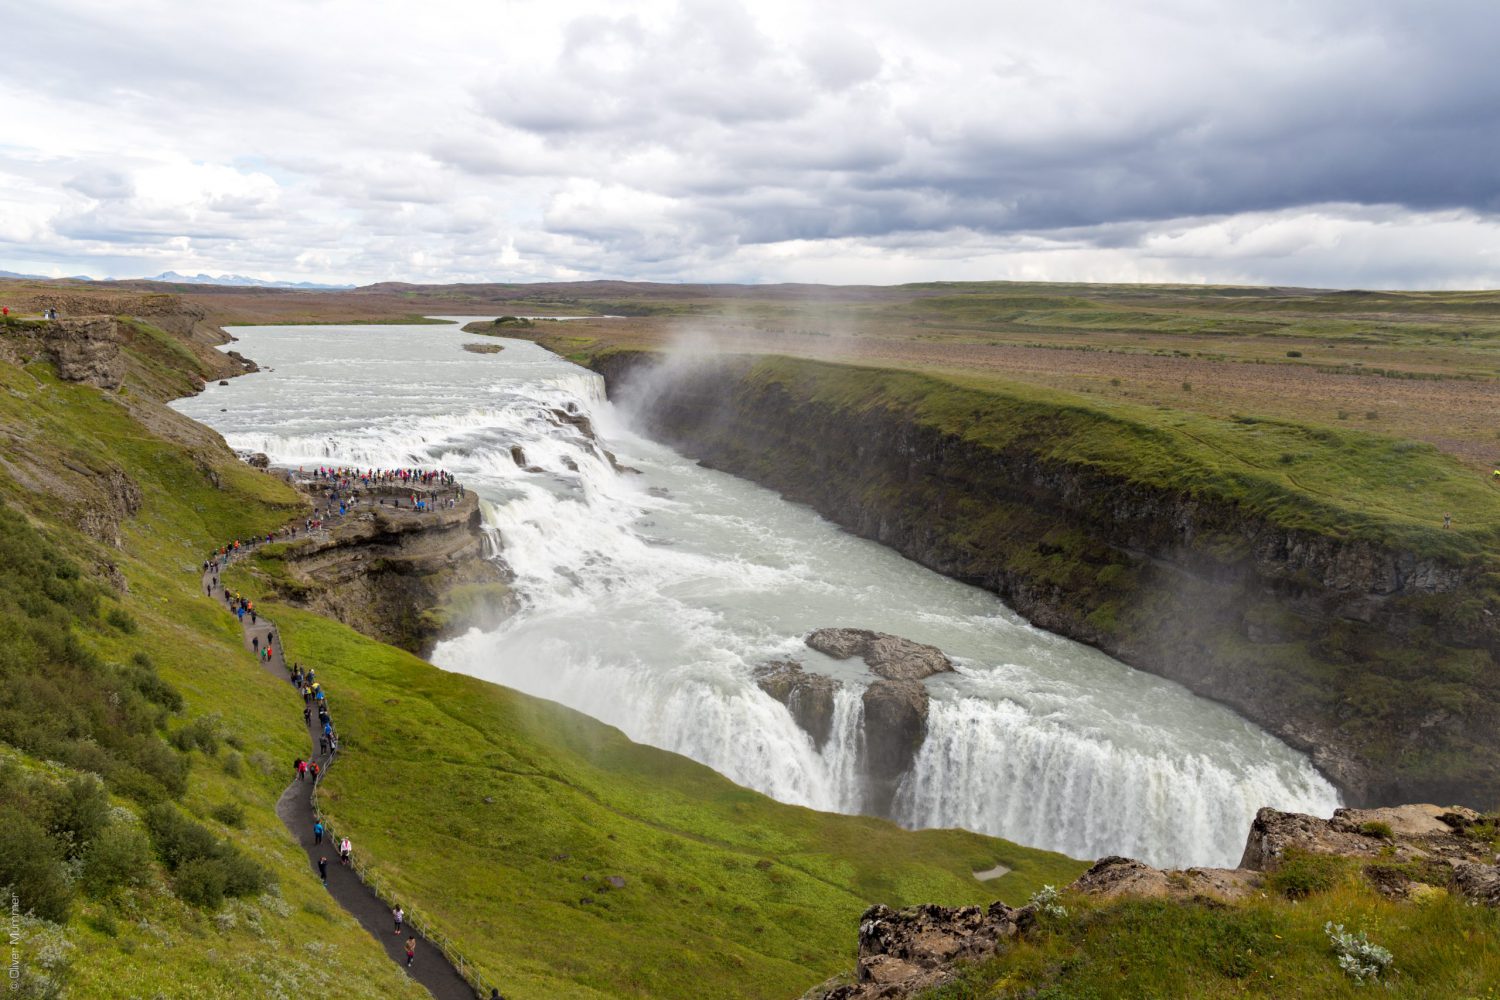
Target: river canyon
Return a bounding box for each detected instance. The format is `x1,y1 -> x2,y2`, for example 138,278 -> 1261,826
173,319 -> 1340,868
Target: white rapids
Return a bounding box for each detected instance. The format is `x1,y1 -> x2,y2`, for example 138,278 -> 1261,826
173,318 -> 1340,867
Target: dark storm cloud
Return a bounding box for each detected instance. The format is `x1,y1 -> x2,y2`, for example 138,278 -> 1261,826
463,0 -> 1500,254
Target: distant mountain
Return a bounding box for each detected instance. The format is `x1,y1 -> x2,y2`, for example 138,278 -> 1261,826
142,271 -> 355,290
0,269 -> 90,281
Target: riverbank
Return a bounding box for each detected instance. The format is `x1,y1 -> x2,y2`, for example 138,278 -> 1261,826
523,338 -> 1499,808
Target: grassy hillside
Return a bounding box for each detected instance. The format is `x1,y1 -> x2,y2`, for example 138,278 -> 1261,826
0,336 -> 426,996
734,355 -> 1500,563
218,594 -> 1081,1000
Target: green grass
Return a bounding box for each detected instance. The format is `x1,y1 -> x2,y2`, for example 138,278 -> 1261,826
218,595 -> 1082,1000
916,883 -> 1500,999
732,354 -> 1500,564
0,325 -> 427,998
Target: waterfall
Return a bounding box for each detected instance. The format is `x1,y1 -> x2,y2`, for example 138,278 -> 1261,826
176,326 -> 1340,868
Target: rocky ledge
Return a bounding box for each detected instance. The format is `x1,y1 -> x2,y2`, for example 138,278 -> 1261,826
255,478 -> 513,653
807,902 -> 1035,1000
808,801 -> 1500,998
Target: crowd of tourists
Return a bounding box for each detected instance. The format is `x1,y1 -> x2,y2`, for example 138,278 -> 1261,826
294,465 -> 466,518
204,489 -> 508,997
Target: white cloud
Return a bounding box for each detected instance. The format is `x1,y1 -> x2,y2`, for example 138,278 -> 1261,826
0,0 -> 1496,286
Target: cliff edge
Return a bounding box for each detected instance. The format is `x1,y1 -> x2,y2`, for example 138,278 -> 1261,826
568,347 -> 1500,808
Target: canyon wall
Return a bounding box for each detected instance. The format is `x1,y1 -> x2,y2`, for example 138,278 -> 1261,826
585,349 -> 1500,808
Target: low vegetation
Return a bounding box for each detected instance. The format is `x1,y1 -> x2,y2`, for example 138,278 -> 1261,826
914,880 -> 1499,999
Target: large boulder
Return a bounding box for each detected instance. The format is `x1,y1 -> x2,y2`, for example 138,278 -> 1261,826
1238,804 -> 1500,904
861,679 -> 929,815
1239,804 -> 1483,871
754,661 -> 841,750
815,902 -> 1033,999
807,628 -> 954,681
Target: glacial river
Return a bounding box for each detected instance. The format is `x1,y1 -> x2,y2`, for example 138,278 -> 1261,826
173,319 -> 1339,867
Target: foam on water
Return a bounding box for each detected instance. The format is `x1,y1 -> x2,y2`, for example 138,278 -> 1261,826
173,320 -> 1340,867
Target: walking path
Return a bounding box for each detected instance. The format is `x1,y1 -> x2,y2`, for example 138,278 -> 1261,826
203,551 -> 489,1000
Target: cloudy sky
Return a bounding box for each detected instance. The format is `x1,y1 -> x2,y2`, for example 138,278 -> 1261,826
2,0 -> 1498,288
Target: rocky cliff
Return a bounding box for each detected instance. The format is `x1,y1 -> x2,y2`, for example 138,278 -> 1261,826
580,349 -> 1500,808
252,482 -> 512,653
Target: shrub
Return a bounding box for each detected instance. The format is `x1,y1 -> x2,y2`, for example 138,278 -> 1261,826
85,911 -> 119,937
222,751 -> 244,778
1365,410 -> 1379,420
0,807 -> 73,923
1027,884 -> 1068,919
1267,851 -> 1349,899
1286,350 -> 1303,357
174,857 -> 228,909
144,804 -> 270,908
1358,820 -> 1394,840
81,823 -> 153,897
105,607 -> 137,633
41,774 -> 110,858
209,802 -> 245,828
145,803 -> 221,869
172,714 -> 223,755
124,652 -> 183,712
1181,381 -> 1193,391
219,852 -> 270,896
1325,922 -> 1392,982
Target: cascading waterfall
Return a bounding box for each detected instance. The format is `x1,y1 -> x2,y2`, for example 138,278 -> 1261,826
172,321 -> 1341,868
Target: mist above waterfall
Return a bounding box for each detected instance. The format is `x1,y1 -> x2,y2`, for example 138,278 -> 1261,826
174,319 -> 1340,867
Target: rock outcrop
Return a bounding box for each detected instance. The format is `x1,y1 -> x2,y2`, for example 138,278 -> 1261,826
754,661 -> 841,750
810,902 -> 1033,1000
1239,804 -> 1491,879
806,628 -> 954,681
860,679 -> 929,815
43,317 -> 125,389
1075,804 -> 1500,908
263,481 -> 513,653
1070,855 -> 1260,901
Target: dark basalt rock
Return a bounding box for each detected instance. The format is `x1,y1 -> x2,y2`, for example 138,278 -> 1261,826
754,660 -> 841,750
807,628 -> 954,681
861,679 -> 929,816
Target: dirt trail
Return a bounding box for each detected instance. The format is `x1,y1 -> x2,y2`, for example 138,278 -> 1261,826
203,559 -> 483,1000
